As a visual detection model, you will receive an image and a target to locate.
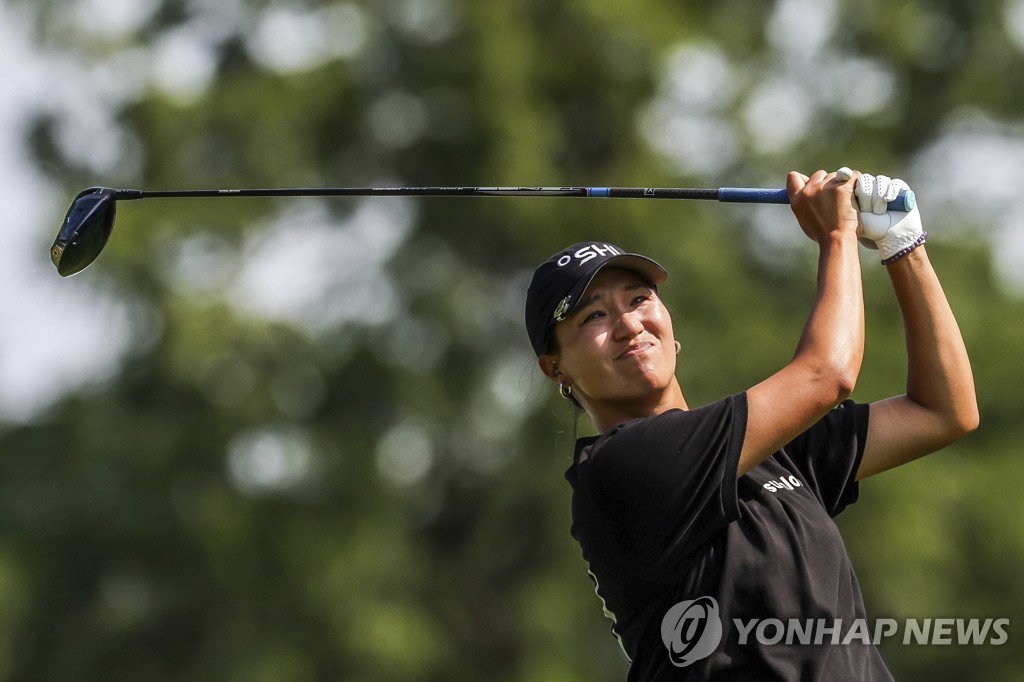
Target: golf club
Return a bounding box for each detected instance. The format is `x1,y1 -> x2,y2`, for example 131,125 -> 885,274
50,184 -> 915,277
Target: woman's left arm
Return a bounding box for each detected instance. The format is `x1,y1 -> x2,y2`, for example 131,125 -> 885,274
858,244 -> 979,480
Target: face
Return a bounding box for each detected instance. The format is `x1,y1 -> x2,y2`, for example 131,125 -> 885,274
543,267 -> 678,411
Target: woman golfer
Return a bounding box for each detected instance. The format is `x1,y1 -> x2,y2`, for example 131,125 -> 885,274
524,169 -> 978,680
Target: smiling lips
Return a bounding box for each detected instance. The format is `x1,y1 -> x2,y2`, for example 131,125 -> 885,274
618,341 -> 657,360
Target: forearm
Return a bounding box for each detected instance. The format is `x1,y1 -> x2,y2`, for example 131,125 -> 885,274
740,171 -> 865,475
887,246 -> 979,434
851,171 -> 978,478
794,230 -> 865,399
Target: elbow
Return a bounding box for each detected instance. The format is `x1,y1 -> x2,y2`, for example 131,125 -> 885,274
832,371 -> 857,405
951,401 -> 980,440
932,397 -> 980,448
829,353 -> 860,404
789,353 -> 860,409
820,362 -> 858,406
943,382 -> 980,441
801,357 -> 860,408
934,414 -> 978,452
828,345 -> 862,405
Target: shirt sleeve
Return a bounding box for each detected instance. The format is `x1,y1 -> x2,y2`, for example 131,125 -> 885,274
583,393 -> 746,576
779,399 -> 870,517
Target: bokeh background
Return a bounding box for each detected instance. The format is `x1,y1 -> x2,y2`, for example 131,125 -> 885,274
2,0 -> 1023,679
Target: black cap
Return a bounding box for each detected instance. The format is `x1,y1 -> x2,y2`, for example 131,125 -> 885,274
525,242 -> 668,356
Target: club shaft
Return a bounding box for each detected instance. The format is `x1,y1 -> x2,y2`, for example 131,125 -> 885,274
114,186 -> 914,211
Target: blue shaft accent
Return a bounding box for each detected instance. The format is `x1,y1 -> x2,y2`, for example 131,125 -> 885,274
718,187 -> 915,212
588,187 -> 611,197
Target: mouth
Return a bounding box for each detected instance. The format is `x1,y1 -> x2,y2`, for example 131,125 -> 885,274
617,341 -> 656,360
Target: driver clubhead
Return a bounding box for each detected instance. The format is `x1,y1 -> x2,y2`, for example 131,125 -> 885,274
51,187 -> 118,277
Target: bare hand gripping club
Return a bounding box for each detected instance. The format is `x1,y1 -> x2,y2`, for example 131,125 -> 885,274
50,185 -> 915,277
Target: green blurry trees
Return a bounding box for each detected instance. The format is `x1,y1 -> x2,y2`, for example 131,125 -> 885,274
2,0 -> 1022,679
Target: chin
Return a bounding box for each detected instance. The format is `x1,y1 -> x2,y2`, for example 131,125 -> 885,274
613,380 -> 670,404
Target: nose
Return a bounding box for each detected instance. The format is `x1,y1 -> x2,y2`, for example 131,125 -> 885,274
614,310 -> 644,340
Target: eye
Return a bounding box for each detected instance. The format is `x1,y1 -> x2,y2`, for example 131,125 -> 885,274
631,293 -> 651,306
580,310 -> 605,325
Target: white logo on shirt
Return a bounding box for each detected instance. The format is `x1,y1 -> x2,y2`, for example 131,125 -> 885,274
762,475 -> 803,493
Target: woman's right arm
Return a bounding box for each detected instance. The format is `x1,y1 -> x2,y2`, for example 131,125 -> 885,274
736,169 -> 865,477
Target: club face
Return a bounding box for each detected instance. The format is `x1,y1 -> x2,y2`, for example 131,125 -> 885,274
50,188 -> 117,277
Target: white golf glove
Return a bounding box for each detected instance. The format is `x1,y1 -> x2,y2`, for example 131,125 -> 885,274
853,172 -> 926,265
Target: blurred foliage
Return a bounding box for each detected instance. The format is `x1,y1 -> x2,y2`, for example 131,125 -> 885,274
3,0 -> 1024,679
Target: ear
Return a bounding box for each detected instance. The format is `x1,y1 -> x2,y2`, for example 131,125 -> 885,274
537,354 -> 561,382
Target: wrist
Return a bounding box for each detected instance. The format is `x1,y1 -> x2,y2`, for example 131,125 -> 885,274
883,239 -> 928,268
880,230 -> 927,266
819,228 -> 860,248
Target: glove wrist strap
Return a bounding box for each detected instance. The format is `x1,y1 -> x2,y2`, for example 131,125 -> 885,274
881,231 -> 927,266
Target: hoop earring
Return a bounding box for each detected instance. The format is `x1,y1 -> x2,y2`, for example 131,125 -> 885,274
559,383 -> 573,400
674,340 -> 681,355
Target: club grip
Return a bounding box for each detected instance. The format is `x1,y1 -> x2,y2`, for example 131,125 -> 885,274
718,187 -> 915,212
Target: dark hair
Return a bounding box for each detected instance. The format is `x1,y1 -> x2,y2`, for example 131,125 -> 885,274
544,327 -> 560,357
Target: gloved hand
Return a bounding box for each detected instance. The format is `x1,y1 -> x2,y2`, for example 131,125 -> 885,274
853,172 -> 926,265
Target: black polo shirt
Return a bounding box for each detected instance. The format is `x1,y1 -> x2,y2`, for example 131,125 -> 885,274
565,393 -> 893,681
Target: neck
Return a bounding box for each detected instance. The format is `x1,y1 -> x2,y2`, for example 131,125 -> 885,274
586,378 -> 688,434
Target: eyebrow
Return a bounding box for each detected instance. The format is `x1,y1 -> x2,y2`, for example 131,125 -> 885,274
573,282 -> 653,317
